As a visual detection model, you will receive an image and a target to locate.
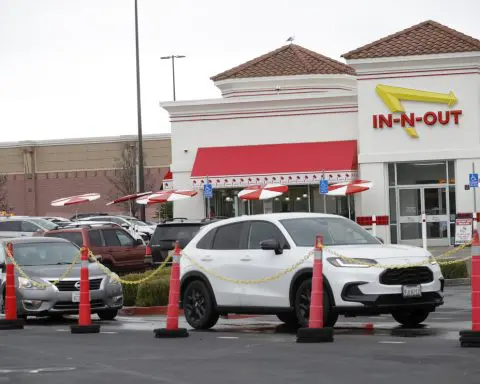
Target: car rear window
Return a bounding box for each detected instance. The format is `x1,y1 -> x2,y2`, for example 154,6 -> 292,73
152,224 -> 202,244
45,231 -> 84,247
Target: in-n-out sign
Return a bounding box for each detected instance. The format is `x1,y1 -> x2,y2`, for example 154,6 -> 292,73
372,84 -> 463,138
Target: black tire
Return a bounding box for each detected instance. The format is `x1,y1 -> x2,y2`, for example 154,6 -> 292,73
97,309 -> 118,321
182,280 -> 219,330
294,278 -> 338,328
391,309 -> 430,327
276,311 -> 299,326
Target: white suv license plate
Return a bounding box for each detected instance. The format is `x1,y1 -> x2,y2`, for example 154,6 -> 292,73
72,292 -> 81,303
402,284 -> 422,298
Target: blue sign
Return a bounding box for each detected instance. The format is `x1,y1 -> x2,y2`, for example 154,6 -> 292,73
203,183 -> 213,199
319,179 -> 329,195
469,173 -> 479,188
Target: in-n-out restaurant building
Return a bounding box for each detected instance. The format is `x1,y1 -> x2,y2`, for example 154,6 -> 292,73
161,20 -> 480,247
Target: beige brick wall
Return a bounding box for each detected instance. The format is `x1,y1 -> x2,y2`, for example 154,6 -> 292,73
0,147 -> 25,174
34,138 -> 171,172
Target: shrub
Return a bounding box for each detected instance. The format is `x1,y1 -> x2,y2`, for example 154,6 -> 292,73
135,276 -> 170,307
121,272 -> 146,306
439,259 -> 468,279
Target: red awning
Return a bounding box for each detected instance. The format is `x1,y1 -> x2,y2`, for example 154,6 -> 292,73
190,140 -> 358,188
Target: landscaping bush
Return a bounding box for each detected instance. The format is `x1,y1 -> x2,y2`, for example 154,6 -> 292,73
121,272 -> 146,306
120,267 -> 172,307
135,275 -> 170,307
439,259 -> 468,279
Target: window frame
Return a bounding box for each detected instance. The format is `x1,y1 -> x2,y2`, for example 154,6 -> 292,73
114,229 -> 135,247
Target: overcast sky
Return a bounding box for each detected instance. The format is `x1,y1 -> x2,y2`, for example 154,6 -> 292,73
1,0 -> 479,143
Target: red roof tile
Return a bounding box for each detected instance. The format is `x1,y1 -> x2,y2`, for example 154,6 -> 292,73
211,44 -> 355,81
342,20 -> 480,60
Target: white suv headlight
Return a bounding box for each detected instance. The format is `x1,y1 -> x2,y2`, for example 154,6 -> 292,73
327,257 -> 377,268
427,255 -> 438,265
18,277 -> 47,290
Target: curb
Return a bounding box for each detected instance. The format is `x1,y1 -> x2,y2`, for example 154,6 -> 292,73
118,306 -> 256,319
444,278 -> 470,286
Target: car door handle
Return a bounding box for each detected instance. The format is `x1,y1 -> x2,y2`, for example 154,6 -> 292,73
201,256 -> 213,262
240,257 -> 252,262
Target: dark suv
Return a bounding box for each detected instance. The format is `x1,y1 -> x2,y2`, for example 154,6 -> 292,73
149,218 -> 222,265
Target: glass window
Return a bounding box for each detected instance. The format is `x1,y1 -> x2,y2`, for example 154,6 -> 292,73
280,217 -> 379,246
0,220 -> 21,231
247,221 -> 288,249
115,230 -> 135,246
102,229 -> 121,246
29,218 -> 59,230
388,163 -> 396,186
212,222 -> 245,250
196,228 -> 216,249
21,221 -> 40,232
45,231 -> 84,247
273,186 -> 308,213
88,230 -> 104,247
396,161 -> 447,185
11,241 -> 81,266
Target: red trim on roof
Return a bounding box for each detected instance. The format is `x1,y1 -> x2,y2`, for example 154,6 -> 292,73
191,141 -> 358,178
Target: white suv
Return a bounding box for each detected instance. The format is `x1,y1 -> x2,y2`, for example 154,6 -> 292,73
179,213 -> 444,330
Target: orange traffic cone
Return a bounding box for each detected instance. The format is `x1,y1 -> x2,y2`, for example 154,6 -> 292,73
0,242 -> 24,330
297,235 -> 333,343
460,229 -> 480,347
154,241 -> 189,338
71,246 -> 100,334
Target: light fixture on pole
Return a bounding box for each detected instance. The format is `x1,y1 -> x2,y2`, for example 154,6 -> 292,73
161,55 -> 186,101
134,0 -> 145,221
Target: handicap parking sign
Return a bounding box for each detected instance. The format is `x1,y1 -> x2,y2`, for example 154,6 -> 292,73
469,173 -> 479,188
319,179 -> 329,195
203,183 -> 213,199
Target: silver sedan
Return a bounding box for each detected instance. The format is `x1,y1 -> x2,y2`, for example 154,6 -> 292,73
0,237 -> 123,320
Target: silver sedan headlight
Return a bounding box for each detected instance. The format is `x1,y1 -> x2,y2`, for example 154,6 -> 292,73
18,277 -> 48,290
108,273 -> 121,286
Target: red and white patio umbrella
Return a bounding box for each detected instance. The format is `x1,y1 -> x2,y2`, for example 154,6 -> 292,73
327,180 -> 373,219
51,193 -> 101,207
327,180 -> 373,196
136,189 -> 198,205
51,193 -> 101,220
105,192 -> 152,206
106,191 -> 152,216
238,184 -> 288,201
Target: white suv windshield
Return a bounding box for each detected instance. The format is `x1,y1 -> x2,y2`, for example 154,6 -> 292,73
29,218 -> 58,230
279,217 -> 380,246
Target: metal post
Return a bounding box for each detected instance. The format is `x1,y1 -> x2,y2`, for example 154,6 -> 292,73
474,162 -> 478,231
171,56 -> 176,101
161,55 -> 186,101
134,0 -> 145,221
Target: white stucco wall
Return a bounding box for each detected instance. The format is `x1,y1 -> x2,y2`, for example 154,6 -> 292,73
349,53 -> 480,228
164,82 -> 359,218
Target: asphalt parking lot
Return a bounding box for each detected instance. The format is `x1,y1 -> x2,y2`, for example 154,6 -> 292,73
0,286 -> 478,384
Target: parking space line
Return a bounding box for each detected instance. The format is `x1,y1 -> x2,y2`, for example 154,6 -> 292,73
378,341 -> 406,344
217,336 -> 239,339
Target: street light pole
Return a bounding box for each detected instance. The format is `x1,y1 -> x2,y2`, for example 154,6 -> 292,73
161,55 -> 186,101
134,0 -> 145,221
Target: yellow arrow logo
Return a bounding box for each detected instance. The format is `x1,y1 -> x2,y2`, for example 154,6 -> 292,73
376,85 -> 458,113
375,84 -> 458,138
